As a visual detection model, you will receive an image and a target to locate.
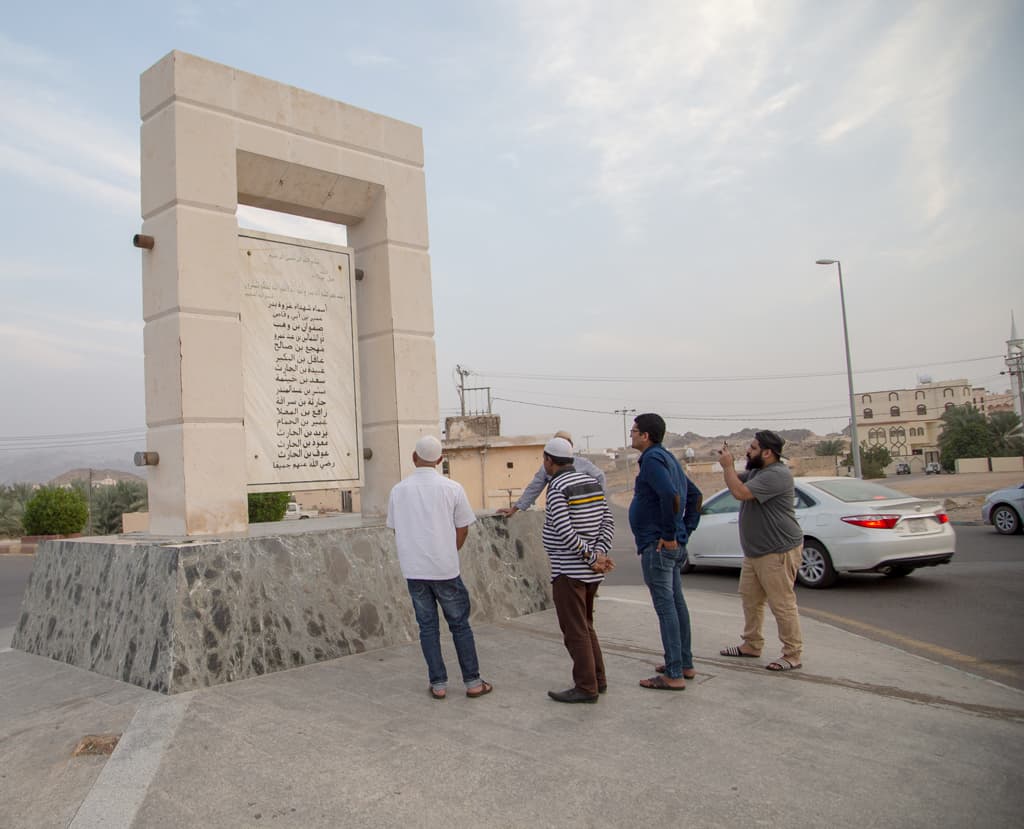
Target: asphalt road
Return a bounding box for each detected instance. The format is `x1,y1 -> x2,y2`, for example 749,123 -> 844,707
608,507 -> 1024,691
0,554 -> 33,629
2,519 -> 1022,689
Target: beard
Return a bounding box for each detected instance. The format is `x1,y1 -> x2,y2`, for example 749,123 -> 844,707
745,453 -> 765,471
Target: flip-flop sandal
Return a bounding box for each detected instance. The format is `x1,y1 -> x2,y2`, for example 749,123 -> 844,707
720,646 -> 760,658
766,659 -> 801,672
655,665 -> 697,679
639,675 -> 685,691
429,687 -> 446,700
466,681 -> 493,698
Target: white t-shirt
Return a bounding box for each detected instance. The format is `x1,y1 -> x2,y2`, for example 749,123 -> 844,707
386,467 -> 477,580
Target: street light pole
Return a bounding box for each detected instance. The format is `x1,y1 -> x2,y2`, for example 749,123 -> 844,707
816,259 -> 862,479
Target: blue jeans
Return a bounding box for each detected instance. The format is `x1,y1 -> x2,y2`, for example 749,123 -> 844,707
406,577 -> 482,691
640,543 -> 692,679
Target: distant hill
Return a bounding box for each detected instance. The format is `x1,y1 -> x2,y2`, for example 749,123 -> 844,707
0,447 -> 140,485
49,468 -> 145,487
665,428 -> 846,462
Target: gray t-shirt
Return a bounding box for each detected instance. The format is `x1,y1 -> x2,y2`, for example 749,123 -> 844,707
738,463 -> 803,557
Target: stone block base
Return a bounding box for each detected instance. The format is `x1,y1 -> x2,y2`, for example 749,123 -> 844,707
12,515 -> 550,694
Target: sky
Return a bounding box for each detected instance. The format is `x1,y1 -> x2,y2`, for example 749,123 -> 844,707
1,0 -> 1022,464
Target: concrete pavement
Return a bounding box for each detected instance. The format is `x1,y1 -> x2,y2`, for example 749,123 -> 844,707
2,585 -> 1022,828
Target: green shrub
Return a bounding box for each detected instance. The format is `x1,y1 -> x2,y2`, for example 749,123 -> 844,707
247,491 -> 291,523
22,486 -> 89,535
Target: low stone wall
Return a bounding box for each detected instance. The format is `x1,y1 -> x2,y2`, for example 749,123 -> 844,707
12,514 -> 550,694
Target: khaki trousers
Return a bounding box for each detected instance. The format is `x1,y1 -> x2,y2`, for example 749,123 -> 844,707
739,545 -> 803,663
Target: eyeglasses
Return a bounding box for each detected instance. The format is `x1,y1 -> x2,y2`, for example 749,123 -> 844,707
629,428 -> 641,435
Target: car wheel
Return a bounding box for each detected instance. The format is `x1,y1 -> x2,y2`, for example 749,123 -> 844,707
798,539 -> 837,589
885,565 -> 914,578
992,505 -> 1022,535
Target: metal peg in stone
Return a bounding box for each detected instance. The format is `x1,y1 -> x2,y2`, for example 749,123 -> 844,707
355,268 -> 365,281
133,234 -> 155,249
134,451 -> 160,466
363,448 -> 373,460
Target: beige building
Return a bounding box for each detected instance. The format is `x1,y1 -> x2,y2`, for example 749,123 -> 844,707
441,415 -> 549,511
856,378 -> 976,468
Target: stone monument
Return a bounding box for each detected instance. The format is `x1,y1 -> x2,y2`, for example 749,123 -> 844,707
12,52 -> 552,694
138,50 -> 439,535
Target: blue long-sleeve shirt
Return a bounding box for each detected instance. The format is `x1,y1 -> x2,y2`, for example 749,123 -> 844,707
628,443 -> 698,549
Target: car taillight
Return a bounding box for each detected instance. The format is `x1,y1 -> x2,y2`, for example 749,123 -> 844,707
841,514 -> 900,529
935,512 -> 949,524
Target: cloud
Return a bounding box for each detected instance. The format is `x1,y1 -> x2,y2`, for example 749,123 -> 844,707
0,84 -> 139,179
818,2 -> 1004,221
237,206 -> 349,246
514,0 -> 805,209
0,317 -> 140,371
0,32 -> 70,78
0,142 -> 137,212
347,51 -> 398,68
0,36 -> 138,212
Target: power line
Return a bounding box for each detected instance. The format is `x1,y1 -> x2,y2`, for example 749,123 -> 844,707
492,396 -> 848,422
472,354 -> 1003,384
0,427 -> 145,453
0,427 -> 143,441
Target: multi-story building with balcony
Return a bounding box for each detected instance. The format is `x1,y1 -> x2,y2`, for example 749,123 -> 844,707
856,378 -> 975,467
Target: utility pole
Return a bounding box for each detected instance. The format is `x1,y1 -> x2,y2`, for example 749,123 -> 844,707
455,365 -> 471,416
582,434 -> 595,452
87,467 -> 94,534
614,407 -> 636,475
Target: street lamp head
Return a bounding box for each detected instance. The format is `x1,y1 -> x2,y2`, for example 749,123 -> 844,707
816,259 -> 838,265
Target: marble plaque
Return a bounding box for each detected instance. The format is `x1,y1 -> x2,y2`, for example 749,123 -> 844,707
239,231 -> 362,490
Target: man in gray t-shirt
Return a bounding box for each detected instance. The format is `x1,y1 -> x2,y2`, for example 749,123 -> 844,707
716,430 -> 804,672
737,462 -> 803,557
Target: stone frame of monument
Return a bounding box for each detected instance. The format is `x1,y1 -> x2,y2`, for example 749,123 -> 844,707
139,51 -> 439,535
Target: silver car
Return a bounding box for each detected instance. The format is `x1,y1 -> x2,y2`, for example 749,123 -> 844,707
981,483 -> 1024,535
684,476 -> 956,588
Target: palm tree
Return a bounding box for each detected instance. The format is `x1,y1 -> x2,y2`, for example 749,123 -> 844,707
938,404 -> 991,469
988,411 -> 1024,456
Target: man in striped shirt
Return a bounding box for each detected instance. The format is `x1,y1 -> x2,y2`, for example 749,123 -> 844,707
541,437 -> 616,704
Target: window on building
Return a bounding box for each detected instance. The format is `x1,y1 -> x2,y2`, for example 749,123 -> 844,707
861,394 -> 872,404
890,426 -> 907,455
916,404 -> 927,415
863,408 -> 873,419
943,388 -> 954,398
945,402 -> 954,410
888,392 -> 899,401
890,406 -> 900,417
868,428 -> 886,445
915,390 -> 925,400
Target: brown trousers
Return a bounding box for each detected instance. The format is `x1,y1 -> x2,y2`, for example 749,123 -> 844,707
551,576 -> 606,696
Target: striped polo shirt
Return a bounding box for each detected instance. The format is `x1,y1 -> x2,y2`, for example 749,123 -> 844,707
542,466 -> 615,583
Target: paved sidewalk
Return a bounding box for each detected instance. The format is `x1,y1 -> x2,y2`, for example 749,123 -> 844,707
2,586 -> 1022,828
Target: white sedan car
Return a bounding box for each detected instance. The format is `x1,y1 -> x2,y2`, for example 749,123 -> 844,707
981,483 -> 1024,534
683,476 -> 956,588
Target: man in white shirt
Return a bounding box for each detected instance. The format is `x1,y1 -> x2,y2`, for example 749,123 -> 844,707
386,435 -> 493,700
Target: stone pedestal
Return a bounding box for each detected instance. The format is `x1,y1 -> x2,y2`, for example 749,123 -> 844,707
12,515 -> 550,694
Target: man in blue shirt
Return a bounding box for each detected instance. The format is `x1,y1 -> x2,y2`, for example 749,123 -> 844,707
628,413 -> 699,691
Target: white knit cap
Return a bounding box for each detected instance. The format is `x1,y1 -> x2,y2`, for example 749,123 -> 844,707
415,435 -> 443,463
543,437 -> 574,461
